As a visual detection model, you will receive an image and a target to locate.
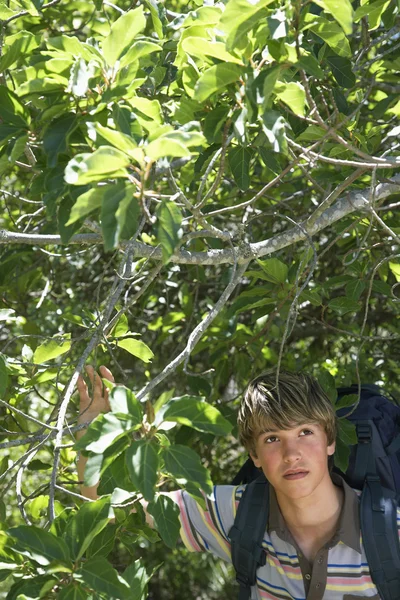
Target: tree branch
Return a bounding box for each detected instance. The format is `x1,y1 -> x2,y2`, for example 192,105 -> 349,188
136,261 -> 249,400
1,176 -> 399,265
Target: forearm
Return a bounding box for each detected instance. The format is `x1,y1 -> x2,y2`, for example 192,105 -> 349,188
76,428 -> 98,501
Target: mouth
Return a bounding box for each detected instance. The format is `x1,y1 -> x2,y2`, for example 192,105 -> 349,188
283,470 -> 309,480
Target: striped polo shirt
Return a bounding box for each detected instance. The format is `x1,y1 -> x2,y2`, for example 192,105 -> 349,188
173,475 -> 400,599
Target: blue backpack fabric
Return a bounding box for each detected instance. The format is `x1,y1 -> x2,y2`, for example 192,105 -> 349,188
229,384 -> 400,600
335,384 -> 400,494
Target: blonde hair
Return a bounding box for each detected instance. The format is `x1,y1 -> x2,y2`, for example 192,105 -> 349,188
238,371 -> 337,456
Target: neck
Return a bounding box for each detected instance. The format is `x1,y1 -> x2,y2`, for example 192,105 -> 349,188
276,473 -> 343,532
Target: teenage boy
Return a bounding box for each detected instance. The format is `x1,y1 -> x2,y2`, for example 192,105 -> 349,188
77,367 -> 394,599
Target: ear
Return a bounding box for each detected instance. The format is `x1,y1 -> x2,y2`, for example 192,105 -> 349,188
327,440 -> 336,456
250,453 -> 261,468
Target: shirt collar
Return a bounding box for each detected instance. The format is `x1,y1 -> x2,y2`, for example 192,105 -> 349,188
268,473 -> 361,553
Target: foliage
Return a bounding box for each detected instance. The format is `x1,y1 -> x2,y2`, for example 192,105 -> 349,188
0,0 -> 400,597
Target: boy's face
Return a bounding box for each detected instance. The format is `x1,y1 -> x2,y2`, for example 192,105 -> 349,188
250,422 -> 335,500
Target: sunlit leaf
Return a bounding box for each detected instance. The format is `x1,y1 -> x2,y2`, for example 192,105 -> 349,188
32,335 -> 71,364
156,200 -> 183,263
194,63 -> 241,102
102,6 -> 147,66
117,338 -> 154,363
162,396 -> 232,435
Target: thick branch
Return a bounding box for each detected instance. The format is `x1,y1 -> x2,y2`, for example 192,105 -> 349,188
1,176 -> 399,265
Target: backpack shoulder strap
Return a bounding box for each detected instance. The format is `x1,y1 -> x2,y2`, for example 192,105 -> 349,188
229,474 -> 269,600
360,475 -> 400,600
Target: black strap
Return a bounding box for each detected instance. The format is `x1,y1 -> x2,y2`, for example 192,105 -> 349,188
229,474 -> 269,600
360,476 -> 400,600
352,422 -> 375,489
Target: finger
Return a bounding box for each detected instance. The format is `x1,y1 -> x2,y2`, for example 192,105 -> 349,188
99,365 -> 115,383
86,365 -> 104,395
76,374 -> 90,401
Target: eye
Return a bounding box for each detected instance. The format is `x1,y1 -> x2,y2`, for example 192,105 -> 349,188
264,435 -> 278,443
300,429 -> 313,436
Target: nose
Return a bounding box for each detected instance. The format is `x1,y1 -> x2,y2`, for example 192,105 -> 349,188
282,439 -> 302,463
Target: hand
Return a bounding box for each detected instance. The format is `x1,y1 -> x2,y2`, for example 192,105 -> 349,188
76,365 -> 115,427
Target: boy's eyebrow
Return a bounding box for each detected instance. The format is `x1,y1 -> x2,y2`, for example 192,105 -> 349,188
258,428 -> 278,435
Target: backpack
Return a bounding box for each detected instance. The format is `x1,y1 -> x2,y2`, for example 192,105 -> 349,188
229,384 -> 400,600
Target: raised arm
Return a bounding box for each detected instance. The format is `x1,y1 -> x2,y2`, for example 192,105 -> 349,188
76,365 -> 114,500
76,366 -> 156,526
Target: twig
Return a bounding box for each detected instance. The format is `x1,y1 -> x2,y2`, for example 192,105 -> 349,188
48,243 -> 137,522
5,0 -> 63,23
136,261 -> 249,400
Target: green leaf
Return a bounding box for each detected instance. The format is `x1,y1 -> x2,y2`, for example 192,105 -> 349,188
143,0 -> 165,39
325,54 -> 355,88
83,452 -> 104,487
86,523 -> 117,559
47,35 -> 96,62
0,85 -> 30,127
109,386 -> 143,423
162,445 -> 212,494
32,335 -> 71,364
87,122 -> 142,163
58,584 -> 88,600
146,137 -> 191,160
275,81 -> 307,116
26,459 -> 51,471
63,497 -> 110,561
122,559 -> 149,600
336,393 -> 358,410
296,124 -> 326,142
117,338 -> 154,363
334,434 -> 350,473
296,55 -> 325,79
307,16 -> 351,57
78,556 -> 131,599
65,186 -> 103,225
75,412 -> 133,454
156,200 -> 183,263
228,146 -> 252,191
194,63 -> 241,103
8,526 -> 71,567
354,0 -> 391,30
0,355 -> 8,397
119,40 -> 162,69
100,181 -> 140,251
261,110 -> 287,154
43,113 -> 78,168
162,396 -> 232,435
147,495 -> 180,548
102,6 -> 147,66
345,280 -> 365,301
68,58 -> 92,97
338,417 -> 357,445
125,440 -> 159,502
64,147 -> 130,185
219,0 -> 275,50
318,369 -> 337,403
181,37 -> 243,65
328,297 -> 360,316
313,0 -> 354,34
0,31 -> 41,72
256,258 -> 288,284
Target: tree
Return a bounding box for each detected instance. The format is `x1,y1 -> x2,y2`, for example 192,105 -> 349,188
0,0 -> 399,597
